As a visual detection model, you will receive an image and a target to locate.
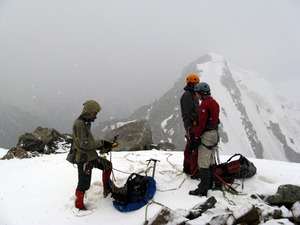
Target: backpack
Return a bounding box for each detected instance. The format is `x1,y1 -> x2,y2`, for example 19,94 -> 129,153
66,141 -> 77,164
111,173 -> 150,206
215,154 -> 257,185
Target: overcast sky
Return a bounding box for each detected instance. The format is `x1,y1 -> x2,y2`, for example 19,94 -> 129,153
0,0 -> 299,130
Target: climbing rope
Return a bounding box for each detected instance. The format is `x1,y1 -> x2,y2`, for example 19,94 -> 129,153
144,198 -> 165,225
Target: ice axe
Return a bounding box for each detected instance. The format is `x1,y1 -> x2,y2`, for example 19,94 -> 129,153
214,173 -> 238,194
146,158 -> 160,178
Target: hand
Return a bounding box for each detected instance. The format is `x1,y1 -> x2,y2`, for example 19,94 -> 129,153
102,140 -> 112,149
191,139 -> 201,150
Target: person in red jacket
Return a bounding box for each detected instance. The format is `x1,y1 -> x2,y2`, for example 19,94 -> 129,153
189,82 -> 220,197
180,74 -> 200,178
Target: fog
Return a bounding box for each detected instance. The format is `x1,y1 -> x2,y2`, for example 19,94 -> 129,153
0,0 -> 300,133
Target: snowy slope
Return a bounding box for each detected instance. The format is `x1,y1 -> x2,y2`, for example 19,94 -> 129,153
1,148 -> 300,225
197,53 -> 300,161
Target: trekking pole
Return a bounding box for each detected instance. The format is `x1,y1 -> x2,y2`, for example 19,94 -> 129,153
214,173 -> 238,194
146,158 -> 160,179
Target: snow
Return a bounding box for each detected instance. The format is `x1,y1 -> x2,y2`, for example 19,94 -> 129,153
292,201 -> 300,218
1,148 -> 300,225
161,114 -> 173,133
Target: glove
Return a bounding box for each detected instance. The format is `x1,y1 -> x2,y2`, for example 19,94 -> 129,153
102,140 -> 112,149
97,140 -> 118,154
191,138 -> 201,150
96,141 -> 112,154
111,141 -> 118,148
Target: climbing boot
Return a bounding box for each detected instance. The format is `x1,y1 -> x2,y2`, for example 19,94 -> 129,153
189,168 -> 210,197
75,189 -> 86,210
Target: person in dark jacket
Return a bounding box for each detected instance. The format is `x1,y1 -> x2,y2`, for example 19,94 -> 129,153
180,74 -> 200,177
189,82 -> 220,197
73,100 -> 113,210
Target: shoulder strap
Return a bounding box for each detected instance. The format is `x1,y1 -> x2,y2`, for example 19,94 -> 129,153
226,154 -> 242,163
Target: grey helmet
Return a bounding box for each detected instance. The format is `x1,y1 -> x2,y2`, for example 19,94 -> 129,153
194,82 -> 210,94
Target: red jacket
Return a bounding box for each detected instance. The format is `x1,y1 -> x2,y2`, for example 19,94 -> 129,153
195,96 -> 219,139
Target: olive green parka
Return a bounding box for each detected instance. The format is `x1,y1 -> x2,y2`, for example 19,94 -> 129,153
72,100 -> 104,162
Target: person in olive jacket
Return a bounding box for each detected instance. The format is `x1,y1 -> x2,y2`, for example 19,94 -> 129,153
73,100 -> 113,210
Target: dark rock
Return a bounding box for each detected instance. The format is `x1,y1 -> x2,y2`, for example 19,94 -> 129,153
1,147 -> 29,160
260,206 -> 282,222
209,213 -> 234,225
234,205 -> 260,225
251,194 -> 265,200
17,126 -> 68,154
147,206 -> 188,225
18,132 -> 45,153
187,196 -> 217,220
265,184 -> 300,209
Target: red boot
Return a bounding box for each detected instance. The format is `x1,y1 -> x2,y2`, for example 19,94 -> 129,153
102,170 -> 111,197
75,189 -> 86,210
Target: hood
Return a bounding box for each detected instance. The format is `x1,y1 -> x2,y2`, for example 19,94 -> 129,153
79,100 -> 101,122
184,84 -> 195,92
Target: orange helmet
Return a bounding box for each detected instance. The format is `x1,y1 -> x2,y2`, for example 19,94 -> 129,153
186,74 -> 200,84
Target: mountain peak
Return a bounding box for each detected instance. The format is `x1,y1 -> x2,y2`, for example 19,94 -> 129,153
207,52 -> 225,62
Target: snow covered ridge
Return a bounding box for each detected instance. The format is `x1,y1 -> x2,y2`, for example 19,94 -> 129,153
0,148 -> 300,224
93,53 -> 300,163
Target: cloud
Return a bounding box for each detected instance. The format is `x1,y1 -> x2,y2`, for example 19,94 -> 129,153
0,0 -> 299,132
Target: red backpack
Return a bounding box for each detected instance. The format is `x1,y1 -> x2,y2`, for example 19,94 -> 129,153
214,154 -> 257,190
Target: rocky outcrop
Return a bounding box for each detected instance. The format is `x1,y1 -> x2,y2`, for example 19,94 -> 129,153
17,126 -> 69,154
265,184 -> 300,208
147,206 -> 188,225
186,196 -> 217,220
2,120 -> 174,159
1,126 -> 71,160
269,121 -> 300,162
147,185 -> 300,225
1,147 -> 29,160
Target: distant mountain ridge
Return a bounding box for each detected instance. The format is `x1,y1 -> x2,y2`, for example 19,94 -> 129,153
93,53 -> 300,162
0,102 -> 50,149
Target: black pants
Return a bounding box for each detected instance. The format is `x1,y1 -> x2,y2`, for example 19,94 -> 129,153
77,157 -> 112,192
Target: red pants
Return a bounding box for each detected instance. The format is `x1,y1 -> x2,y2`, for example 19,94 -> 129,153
184,126 -> 200,178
